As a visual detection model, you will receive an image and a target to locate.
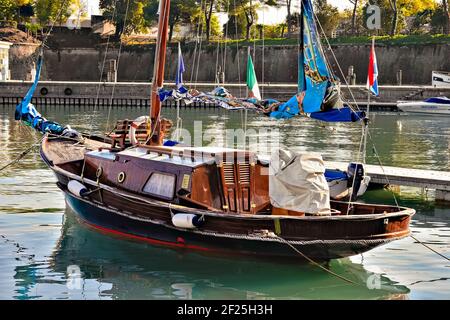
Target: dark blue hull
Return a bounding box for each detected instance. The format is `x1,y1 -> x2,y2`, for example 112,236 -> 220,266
64,192 -> 390,261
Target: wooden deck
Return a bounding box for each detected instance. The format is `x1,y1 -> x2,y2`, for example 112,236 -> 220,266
325,161 -> 450,200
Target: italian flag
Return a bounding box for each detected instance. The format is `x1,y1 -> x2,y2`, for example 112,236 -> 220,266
246,54 -> 261,100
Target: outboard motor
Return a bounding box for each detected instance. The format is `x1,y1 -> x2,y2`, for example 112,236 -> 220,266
347,163 -> 365,201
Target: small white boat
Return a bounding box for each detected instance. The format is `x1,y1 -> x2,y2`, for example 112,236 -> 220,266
432,71 -> 450,88
397,97 -> 450,115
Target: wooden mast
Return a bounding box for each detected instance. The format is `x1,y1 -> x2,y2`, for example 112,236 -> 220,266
150,0 -> 171,145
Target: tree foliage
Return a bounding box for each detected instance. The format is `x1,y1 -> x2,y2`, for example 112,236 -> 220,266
100,0 -> 151,39
314,0 -> 340,36
0,0 -> 20,21
145,0 -> 201,41
35,0 -> 76,26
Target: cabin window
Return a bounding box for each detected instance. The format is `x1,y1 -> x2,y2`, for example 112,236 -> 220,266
143,172 -> 176,199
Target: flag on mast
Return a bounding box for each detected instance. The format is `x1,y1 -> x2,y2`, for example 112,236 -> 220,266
175,42 -> 185,90
367,37 -> 379,96
246,54 -> 261,100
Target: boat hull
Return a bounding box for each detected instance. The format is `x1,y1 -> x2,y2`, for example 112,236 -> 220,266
64,190 -> 405,261
397,102 -> 450,115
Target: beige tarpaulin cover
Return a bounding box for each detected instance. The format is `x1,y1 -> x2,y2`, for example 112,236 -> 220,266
269,149 -> 331,215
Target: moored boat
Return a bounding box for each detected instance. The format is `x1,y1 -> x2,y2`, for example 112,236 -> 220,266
432,71 -> 450,88
39,133 -> 414,261
397,97 -> 450,115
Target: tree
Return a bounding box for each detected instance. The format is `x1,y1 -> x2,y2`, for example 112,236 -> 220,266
223,11 -> 246,39
226,0 -> 280,40
229,0 -> 259,40
0,0 -> 19,21
348,0 -> 359,35
285,0 -> 293,36
443,0 -> 450,34
314,0 -> 340,37
431,1 -> 450,34
203,0 -> 216,42
144,0 -> 200,41
35,0 -> 75,27
388,0 -> 398,36
100,0 -> 150,39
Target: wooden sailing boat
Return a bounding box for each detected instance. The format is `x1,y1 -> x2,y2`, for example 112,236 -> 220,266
17,0 -> 414,261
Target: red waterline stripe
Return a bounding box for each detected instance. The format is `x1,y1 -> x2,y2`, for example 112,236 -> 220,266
82,219 -> 213,252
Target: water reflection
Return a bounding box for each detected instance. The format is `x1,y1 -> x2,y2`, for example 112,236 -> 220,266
2,105 -> 450,170
42,208 -> 409,300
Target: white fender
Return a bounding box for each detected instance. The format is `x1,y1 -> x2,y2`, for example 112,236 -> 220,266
129,116 -> 150,146
172,214 -> 201,229
68,180 -> 88,197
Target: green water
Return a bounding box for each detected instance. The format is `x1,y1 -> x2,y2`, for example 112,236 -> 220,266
0,105 -> 449,300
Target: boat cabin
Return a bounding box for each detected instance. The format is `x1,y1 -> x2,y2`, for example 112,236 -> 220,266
82,145 -> 271,215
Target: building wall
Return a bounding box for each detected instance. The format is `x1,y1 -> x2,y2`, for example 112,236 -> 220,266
0,41 -> 12,81
9,43 -> 40,81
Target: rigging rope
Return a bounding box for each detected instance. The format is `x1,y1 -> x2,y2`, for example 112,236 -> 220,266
310,6 -> 402,209
41,0 -> 70,48
88,0 -> 120,137
189,1 -> 203,86
104,0 -> 132,136
261,4 -> 265,99
193,0 -> 207,88
222,1 -> 230,85
232,0 -> 242,98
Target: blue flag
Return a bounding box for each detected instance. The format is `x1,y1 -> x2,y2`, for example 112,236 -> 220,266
176,43 -> 185,89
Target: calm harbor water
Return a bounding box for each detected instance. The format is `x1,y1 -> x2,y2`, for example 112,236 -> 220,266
0,105 -> 449,300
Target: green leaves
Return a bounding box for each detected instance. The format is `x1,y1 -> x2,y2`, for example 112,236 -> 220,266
34,0 -> 75,26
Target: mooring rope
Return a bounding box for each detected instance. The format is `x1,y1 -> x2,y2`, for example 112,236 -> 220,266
273,234 -> 359,285
410,234 -> 450,262
0,143 -> 40,174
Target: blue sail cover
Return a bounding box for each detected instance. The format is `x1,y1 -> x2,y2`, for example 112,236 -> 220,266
425,97 -> 450,104
269,0 -> 332,118
310,107 -> 365,122
15,55 -> 67,135
300,0 -> 330,113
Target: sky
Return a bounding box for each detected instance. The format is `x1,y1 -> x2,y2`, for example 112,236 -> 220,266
86,0 -> 352,25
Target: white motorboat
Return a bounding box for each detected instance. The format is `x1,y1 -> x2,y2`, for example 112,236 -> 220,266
397,97 -> 450,115
432,71 -> 450,88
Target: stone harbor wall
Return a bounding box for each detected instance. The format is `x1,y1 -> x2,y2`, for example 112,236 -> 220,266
7,43 -> 450,85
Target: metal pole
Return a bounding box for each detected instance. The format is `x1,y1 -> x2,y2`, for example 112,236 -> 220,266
363,90 -> 370,164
